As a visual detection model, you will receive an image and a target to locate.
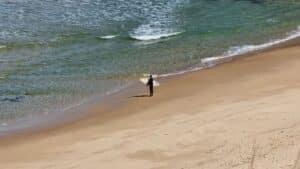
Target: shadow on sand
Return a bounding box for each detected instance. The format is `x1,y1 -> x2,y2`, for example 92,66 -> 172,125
128,94 -> 150,98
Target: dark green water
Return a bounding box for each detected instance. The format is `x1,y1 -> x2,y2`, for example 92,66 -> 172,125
0,0 -> 300,126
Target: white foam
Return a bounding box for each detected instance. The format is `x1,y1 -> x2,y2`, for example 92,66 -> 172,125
99,35 -> 118,39
201,56 -> 228,64
0,45 -> 6,49
266,18 -> 278,23
0,73 -> 7,79
127,0 -> 187,42
202,25 -> 300,64
158,26 -> 300,78
131,31 -> 182,41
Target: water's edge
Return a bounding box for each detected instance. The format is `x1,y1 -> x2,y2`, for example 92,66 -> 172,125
1,27 -> 300,136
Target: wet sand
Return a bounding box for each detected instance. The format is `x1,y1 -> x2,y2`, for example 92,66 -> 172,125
1,40 -> 300,169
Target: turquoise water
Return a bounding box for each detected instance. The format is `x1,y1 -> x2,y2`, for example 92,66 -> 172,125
0,0 -> 300,124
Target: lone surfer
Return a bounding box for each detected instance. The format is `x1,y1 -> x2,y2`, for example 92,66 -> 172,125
147,74 -> 154,97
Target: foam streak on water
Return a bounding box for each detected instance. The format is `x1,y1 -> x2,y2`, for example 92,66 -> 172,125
159,25 -> 300,78
130,31 -> 182,41
98,35 -> 119,39
202,26 -> 300,64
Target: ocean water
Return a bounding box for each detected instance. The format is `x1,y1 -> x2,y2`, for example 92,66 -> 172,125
0,0 -> 300,125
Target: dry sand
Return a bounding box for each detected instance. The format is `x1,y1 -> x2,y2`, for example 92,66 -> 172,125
1,41 -> 300,169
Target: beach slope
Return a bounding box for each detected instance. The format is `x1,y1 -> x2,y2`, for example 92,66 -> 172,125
1,43 -> 300,169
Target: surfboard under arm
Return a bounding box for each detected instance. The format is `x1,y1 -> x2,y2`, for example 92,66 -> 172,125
139,78 -> 159,87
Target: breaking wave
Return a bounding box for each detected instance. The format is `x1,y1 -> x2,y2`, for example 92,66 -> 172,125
159,26 -> 300,78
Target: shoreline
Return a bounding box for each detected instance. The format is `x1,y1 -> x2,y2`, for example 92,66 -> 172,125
1,34 -> 300,139
0,30 -> 300,138
1,35 -> 300,168
2,25 -> 300,130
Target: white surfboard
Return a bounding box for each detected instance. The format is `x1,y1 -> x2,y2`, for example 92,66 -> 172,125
139,78 -> 160,87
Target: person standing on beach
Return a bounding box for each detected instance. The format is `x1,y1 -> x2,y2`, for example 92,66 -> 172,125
147,74 -> 154,97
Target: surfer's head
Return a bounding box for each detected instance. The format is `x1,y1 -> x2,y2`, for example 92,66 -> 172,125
150,74 -> 152,78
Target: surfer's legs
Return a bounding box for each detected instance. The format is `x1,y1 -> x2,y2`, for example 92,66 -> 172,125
149,86 -> 154,97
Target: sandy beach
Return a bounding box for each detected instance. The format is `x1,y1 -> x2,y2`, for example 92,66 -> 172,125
1,40 -> 300,169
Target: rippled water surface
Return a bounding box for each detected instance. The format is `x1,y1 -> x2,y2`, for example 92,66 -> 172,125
0,0 -> 300,123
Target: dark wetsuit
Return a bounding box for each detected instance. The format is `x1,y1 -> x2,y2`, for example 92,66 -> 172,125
147,77 -> 154,97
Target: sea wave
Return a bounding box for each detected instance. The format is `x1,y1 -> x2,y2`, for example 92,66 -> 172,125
97,35 -> 118,40
202,25 -> 300,64
130,23 -> 183,41
159,26 -> 300,78
130,31 -> 182,41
